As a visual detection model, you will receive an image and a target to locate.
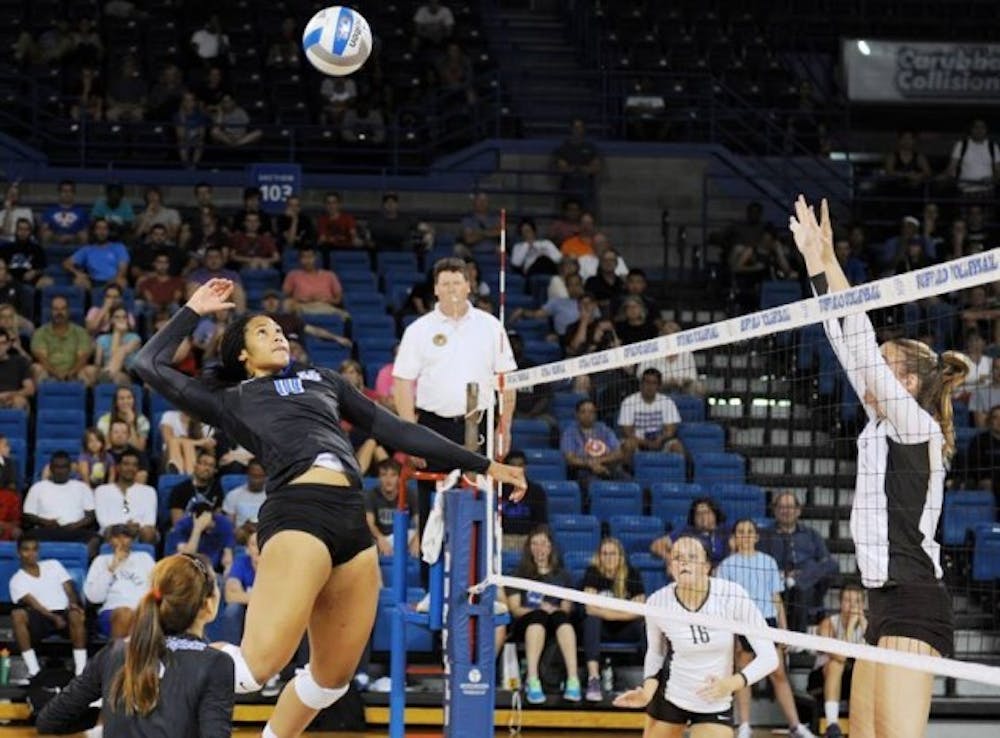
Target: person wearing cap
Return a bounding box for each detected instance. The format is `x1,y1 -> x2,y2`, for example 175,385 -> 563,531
84,523 -> 156,638
872,215 -> 929,279
93,449 -> 159,544
169,497 -> 236,573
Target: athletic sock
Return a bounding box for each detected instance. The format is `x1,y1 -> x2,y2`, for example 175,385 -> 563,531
22,649 -> 39,676
73,649 -> 87,676
825,700 -> 840,725
262,723 -> 279,738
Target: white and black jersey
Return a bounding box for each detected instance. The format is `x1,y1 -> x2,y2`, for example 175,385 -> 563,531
817,280 -> 946,588
644,578 -> 778,715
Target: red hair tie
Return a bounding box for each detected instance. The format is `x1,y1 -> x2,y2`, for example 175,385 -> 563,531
151,587 -> 162,603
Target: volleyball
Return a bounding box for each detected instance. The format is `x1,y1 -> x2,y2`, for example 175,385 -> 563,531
301,6 -> 373,77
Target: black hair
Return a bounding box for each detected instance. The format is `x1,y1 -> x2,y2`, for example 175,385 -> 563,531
575,397 -> 595,412
57,179 -> 76,190
519,217 -> 536,231
17,531 -> 38,550
433,257 -> 468,282
193,181 -> 211,193
242,187 -> 259,200
50,450 -> 72,464
118,449 -> 141,465
505,449 -> 525,464
640,367 -> 662,383
732,517 -> 758,534
627,268 -> 647,280
211,313 -> 256,385
376,458 -> 401,474
687,496 -> 724,527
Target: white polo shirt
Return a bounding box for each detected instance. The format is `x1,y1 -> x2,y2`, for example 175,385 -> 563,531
23,479 -> 94,526
394,303 -> 517,417
93,482 -> 159,532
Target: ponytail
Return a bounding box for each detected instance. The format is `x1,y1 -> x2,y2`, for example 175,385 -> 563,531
936,351 -> 972,462
109,590 -> 165,716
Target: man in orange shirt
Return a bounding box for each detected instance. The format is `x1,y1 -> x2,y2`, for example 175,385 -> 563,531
281,245 -> 346,316
560,211 -> 597,258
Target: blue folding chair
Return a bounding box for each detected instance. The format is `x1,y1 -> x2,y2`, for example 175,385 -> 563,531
511,419 -> 552,449
220,474 -> 247,493
0,409 -> 28,441
712,483 -> 767,523
676,423 -> 726,455
669,394 -> 705,423
36,409 -> 87,440
692,452 -> 745,486
540,480 -> 582,515
633,452 -> 685,488
942,490 -> 996,546
589,481 -> 643,520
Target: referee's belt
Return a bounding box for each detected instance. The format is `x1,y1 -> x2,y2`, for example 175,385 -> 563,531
419,410 -> 485,424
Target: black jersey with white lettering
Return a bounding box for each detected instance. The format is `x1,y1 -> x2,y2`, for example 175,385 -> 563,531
133,307 -> 491,491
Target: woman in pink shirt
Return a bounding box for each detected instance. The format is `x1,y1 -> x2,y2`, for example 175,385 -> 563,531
281,246 -> 344,315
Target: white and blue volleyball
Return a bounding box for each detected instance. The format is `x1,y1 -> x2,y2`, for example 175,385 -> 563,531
302,6 -> 373,77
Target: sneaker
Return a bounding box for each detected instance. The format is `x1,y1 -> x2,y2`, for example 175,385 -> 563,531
354,672 -> 370,692
792,724 -> 817,738
493,600 -> 509,615
736,723 -> 752,738
415,593 -> 431,613
371,676 -> 393,693
824,724 -> 843,738
584,676 -> 602,702
563,676 -> 581,702
525,678 -> 545,704
261,675 -> 280,697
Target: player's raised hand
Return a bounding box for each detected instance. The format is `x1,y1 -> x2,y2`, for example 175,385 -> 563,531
187,278 -> 237,316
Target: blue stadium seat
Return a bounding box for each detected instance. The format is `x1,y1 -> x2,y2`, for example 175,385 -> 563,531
563,550 -> 593,572
641,569 -> 668,594
711,483 -> 767,523
942,490 -> 996,546
38,542 -> 89,596
633,452 -> 685,488
650,483 -> 705,527
523,340 -> 562,365
550,514 -> 600,554
668,394 -> 705,422
343,292 -> 388,312
511,419 -> 551,449
355,335 -> 398,353
609,515 -> 665,554
92,383 -> 144,423
760,280 -> 802,309
952,401 -> 970,428
692,452 -> 745,486
589,481 -> 643,520
241,268 -> 281,291
220,474 -> 246,493
513,317 -> 550,340
501,550 -> 520,573
523,447 -> 564,466
351,314 -> 395,338
37,382 -> 86,413
526,464 -> 566,482
7,437 -> 27,489
302,313 -> 346,335
972,523 -> 1000,581
676,423 -> 726,455
954,427 -> 979,455
540,480 -> 582,515
33,438 -> 82,479
149,391 -> 174,417
307,342 -> 351,369
36,409 -> 87,440
0,409 -> 28,441
372,587 -> 433,651
377,252 -> 418,274
378,554 -> 421,589
630,552 -> 664,572
329,251 -> 370,269
157,473 -> 190,523
550,392 -> 588,420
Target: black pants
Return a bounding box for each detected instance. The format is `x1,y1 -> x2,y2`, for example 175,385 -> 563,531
416,410 -> 486,589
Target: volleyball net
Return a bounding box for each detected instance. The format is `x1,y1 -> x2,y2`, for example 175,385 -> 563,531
479,248 -> 1000,690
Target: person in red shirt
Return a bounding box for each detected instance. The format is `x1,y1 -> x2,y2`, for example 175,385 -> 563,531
316,191 -> 361,250
227,212 -> 279,269
0,434 -> 22,540
137,251 -> 186,310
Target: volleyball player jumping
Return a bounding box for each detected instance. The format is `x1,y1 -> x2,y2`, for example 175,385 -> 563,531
613,536 -> 778,737
790,196 -> 969,738
134,279 -> 527,738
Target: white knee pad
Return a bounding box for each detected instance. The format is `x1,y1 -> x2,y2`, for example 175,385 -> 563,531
293,664 -> 349,710
219,643 -> 263,694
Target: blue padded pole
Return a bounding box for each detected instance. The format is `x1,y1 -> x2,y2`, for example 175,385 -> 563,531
388,508 -> 410,738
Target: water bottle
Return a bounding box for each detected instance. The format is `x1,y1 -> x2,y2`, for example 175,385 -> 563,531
0,648 -> 10,686
601,657 -> 614,693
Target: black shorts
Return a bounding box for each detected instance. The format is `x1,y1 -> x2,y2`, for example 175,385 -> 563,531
26,609 -> 69,644
257,483 -> 373,566
511,608 -> 571,642
865,580 -> 954,658
646,662 -> 733,727
737,616 -> 777,652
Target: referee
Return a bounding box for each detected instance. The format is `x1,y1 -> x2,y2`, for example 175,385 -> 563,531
393,257 -> 517,596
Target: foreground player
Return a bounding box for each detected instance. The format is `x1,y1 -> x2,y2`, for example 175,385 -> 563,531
134,279 -> 527,738
790,197 -> 968,738
36,554 -> 233,737
613,536 -> 778,737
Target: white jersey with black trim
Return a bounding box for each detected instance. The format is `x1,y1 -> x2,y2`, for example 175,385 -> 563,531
644,578 -> 777,715
822,310 -> 946,588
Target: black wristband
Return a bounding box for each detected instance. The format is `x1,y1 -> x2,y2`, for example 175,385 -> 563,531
737,670 -> 749,688
810,273 -> 830,296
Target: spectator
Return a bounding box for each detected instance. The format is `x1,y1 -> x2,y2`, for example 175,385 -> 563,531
107,419 -> 150,485
0,302 -> 31,359
210,94 -> 263,148
511,272 -> 585,338
508,525 -> 581,704
0,182 -> 35,242
192,307 -> 233,362
511,218 -> 561,277
134,186 -> 181,243
131,223 -> 180,282
195,66 -> 228,116
22,451 -> 98,555
40,180 -> 89,245
84,283 -> 134,336
282,246 -> 344,315
578,233 -> 628,281
276,195 -> 315,251
0,218 -> 49,289
190,14 -> 230,66
31,296 -> 98,385
834,235 -> 867,286
227,211 -> 278,270
624,77 -> 668,141
560,398 -> 626,482
811,584 -> 867,738
758,491 -> 839,632
946,218 -> 970,261
222,457 -> 267,545
436,43 -> 476,105
9,533 -> 88,680
342,99 -> 387,144
94,306 -> 141,384
364,458 -> 418,557
340,360 -> 390,475
965,204 -> 994,251
83,523 -> 155,638
650,496 -> 728,567
373,343 -> 400,408
0,434 -> 20,535
187,245 -> 246,312
368,192 -> 431,252
214,428 -> 255,476
617,368 -> 682,461
161,408 -> 216,478
104,53 -> 147,123
222,530 -> 259,644
956,331 -> 991,400
147,62 -> 184,121
0,327 -> 33,411
67,65 -> 104,122
636,320 -> 701,395
413,0 -> 454,49
564,296 -> 620,357
549,198 -> 583,247
316,191 -> 361,250
559,212 -> 597,258
76,427 -> 115,488
969,359 -> 1000,428
230,186 -> 273,235
64,218 -> 130,289
168,450 -> 222,523
171,498 -> 235,573
961,405 -> 1000,505
729,225 -> 799,312
719,519 -> 813,738
319,75 -> 357,125
883,129 -> 931,195
97,386 -> 149,454
551,119 -> 602,209
613,296 -> 656,346
259,290 -> 351,358
547,256 -> 580,300
499,451 -> 548,549
89,183 -> 134,235
507,333 -> 553,420
266,18 -> 301,70
459,191 -> 503,256
69,17 -> 103,66
174,91 -> 208,168
945,118 -> 1000,198
464,258 -> 491,298
93,449 -> 157,543
580,537 -> 645,702
136,250 -> 185,311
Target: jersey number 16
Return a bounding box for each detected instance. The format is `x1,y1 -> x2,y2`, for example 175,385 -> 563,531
689,625 -> 711,644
